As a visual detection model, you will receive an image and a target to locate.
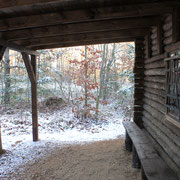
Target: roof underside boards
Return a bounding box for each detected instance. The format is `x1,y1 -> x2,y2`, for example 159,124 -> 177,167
0,0 -> 179,50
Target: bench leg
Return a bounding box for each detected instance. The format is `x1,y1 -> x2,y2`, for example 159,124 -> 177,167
132,145 -> 141,169
141,168 -> 148,180
125,130 -> 132,152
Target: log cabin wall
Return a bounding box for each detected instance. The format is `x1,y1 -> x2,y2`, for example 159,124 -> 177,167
134,38 -> 145,129
140,12 -> 180,178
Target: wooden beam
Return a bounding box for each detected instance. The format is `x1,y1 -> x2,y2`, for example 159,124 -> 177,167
30,37 -> 136,50
1,17 -> 159,41
21,53 -> 35,84
14,28 -> 148,47
0,39 -> 39,56
0,46 -> 6,61
31,55 -> 38,142
0,2 -> 174,31
0,0 -> 177,10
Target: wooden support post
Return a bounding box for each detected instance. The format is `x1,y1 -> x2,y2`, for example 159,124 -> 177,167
31,55 -> 38,141
132,145 -> 141,169
141,168 -> 148,180
22,53 -> 38,141
125,130 -> 132,152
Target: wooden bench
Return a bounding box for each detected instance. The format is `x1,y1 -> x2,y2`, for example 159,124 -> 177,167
123,121 -> 178,180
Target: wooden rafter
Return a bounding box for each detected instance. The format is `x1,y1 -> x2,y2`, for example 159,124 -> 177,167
1,17 -> 159,41
0,39 -> 39,56
14,28 -> 148,47
0,2 -> 174,31
31,37 -> 136,50
0,0 -> 175,9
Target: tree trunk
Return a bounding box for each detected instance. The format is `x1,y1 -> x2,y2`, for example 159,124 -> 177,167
96,44 -> 107,116
4,48 -> 10,104
103,43 -> 116,100
0,123 -> 2,154
84,45 -> 88,119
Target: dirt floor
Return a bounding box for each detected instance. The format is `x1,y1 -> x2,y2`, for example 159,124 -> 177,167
7,139 -> 141,180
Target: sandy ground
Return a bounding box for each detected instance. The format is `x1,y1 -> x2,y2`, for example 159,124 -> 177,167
6,139 -> 141,180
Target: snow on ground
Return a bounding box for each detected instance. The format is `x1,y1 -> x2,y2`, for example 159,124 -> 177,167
0,103 -> 126,178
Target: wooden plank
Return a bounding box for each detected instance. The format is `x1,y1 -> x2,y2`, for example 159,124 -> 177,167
1,17 -> 159,41
0,0 -> 176,11
21,53 -> 35,84
0,3 -> 174,31
144,87 -> 165,98
143,104 -> 180,138
144,81 -> 165,90
144,76 -> 165,83
31,55 -> 38,142
144,68 -> 165,76
123,121 -> 178,180
143,118 -> 180,168
144,53 -> 166,64
141,158 -> 178,180
144,61 -> 165,69
144,91 -> 165,105
30,37 -> 135,50
143,110 -> 180,147
0,46 -> 6,61
165,41 -> 180,52
14,28 -> 148,47
0,39 -> 39,56
143,97 -> 166,113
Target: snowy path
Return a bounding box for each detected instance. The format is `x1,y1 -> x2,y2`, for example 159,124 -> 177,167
0,106 -> 126,178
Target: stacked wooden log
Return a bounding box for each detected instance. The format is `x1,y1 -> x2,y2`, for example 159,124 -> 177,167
141,14 -> 180,178
133,38 -> 144,128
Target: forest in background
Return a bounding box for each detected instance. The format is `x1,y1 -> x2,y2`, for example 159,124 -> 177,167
0,42 -> 134,121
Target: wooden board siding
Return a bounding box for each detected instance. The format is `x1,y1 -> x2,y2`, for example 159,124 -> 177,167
142,14 -> 180,178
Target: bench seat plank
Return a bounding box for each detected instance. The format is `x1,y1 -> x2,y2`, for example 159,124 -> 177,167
123,121 -> 178,180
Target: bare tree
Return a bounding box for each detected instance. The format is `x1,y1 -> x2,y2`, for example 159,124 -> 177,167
4,48 -> 10,105
0,123 -> 2,154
